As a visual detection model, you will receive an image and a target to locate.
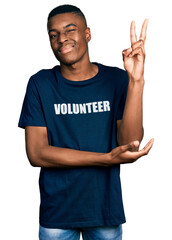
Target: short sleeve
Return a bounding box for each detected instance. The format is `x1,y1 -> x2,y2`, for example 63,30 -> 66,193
116,71 -> 129,120
18,77 -> 46,129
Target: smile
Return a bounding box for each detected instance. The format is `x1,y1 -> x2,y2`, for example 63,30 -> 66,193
59,45 -> 74,54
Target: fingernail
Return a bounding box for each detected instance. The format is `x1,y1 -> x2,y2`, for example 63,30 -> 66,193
133,140 -> 140,147
128,48 -> 132,52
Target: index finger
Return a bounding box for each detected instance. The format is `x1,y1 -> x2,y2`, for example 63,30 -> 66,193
130,21 -> 137,45
127,138 -> 154,159
139,19 -> 149,42
136,138 -> 154,157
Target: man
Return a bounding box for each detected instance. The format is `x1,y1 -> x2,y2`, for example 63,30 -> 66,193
18,4 -> 154,240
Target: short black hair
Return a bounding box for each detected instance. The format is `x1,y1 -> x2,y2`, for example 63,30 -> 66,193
47,4 -> 87,27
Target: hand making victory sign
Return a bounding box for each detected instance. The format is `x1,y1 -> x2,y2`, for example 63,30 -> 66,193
114,18 -> 154,164
122,19 -> 149,81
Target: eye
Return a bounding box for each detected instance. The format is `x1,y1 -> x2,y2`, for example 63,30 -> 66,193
67,29 -> 76,33
50,34 -> 57,39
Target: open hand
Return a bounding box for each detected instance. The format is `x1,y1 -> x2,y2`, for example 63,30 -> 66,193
108,138 -> 154,165
122,19 -> 149,81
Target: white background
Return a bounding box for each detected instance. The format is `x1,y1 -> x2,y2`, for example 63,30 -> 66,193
1,0 -> 172,239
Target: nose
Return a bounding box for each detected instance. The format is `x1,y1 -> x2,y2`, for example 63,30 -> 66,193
58,32 -> 67,44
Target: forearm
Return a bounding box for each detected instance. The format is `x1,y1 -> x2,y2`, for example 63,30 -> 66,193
117,78 -> 144,145
26,127 -> 153,168
28,141 -> 153,168
29,145 -> 110,168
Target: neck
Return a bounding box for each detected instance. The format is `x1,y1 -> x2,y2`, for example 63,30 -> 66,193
59,56 -> 98,81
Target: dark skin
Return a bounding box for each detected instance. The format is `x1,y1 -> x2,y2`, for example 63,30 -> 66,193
47,13 -> 98,81
25,13 -> 154,168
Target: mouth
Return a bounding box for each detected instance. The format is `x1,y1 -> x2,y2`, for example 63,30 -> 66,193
58,44 -> 74,55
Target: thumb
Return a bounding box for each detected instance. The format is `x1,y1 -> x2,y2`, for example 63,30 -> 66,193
120,140 -> 140,152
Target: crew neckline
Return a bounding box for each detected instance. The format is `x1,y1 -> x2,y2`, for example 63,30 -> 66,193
55,62 -> 103,85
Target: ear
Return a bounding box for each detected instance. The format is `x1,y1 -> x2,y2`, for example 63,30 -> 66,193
85,27 -> 91,42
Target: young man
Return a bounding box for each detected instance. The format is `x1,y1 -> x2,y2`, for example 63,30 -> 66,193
18,4 -> 154,240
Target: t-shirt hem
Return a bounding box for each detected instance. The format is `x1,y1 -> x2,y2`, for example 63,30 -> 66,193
40,218 -> 126,229
18,122 -> 46,129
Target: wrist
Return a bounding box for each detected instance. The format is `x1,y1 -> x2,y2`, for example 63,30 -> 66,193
104,152 -> 112,167
128,77 -> 145,90
129,76 -> 145,84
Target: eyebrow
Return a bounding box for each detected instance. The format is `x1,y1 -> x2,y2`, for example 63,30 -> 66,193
48,24 -> 77,34
64,23 -> 77,29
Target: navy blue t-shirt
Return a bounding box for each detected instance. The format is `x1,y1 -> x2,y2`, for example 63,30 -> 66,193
18,62 -> 129,229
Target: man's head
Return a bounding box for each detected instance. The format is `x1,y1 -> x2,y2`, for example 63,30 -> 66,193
47,4 -> 91,66
47,5 -> 87,28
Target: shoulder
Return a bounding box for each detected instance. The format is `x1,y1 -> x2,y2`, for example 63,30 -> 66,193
98,62 -> 127,75
28,66 -> 58,90
31,66 -> 57,81
98,62 -> 128,83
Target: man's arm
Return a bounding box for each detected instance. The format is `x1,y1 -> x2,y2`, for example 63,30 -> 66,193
117,79 -> 144,145
117,19 -> 149,146
25,126 -> 107,168
25,126 -> 153,168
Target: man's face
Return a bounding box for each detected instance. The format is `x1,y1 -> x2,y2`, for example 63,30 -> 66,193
47,13 -> 91,65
